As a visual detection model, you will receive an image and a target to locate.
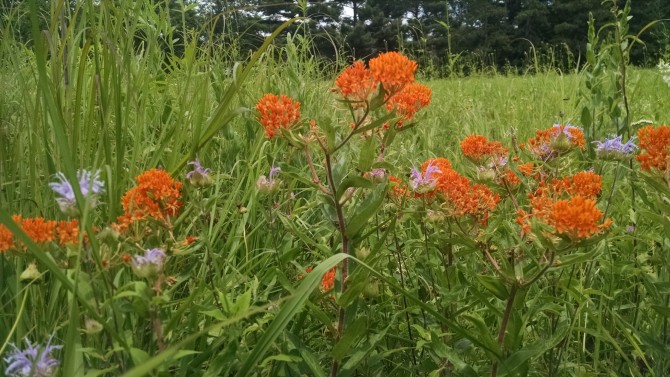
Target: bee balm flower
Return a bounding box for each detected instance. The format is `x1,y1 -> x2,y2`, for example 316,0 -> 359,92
186,159 -> 212,187
256,166 -> 282,195
4,337 -> 62,377
593,135 -> 637,160
131,248 -> 166,278
409,161 -> 441,194
49,170 -> 104,216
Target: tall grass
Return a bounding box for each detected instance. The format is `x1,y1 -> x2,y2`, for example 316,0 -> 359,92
1,1 -> 670,376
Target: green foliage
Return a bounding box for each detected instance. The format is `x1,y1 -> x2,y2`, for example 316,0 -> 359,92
2,1 -> 670,376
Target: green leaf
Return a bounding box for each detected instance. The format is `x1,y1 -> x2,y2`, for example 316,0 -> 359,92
121,305 -> 270,377
235,254 -> 348,377
353,111 -> 397,136
336,175 -> 374,200
259,354 -> 302,368
357,136 -> 376,172
475,274 -> 509,301
332,316 -> 367,361
651,305 -> 670,317
499,320 -> 570,374
345,185 -> 388,238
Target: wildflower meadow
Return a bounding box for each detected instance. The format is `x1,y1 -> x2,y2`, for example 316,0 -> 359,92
2,1 -> 670,376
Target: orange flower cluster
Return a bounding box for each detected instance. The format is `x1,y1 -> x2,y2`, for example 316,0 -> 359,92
0,224 -> 13,252
0,217 -> 85,252
385,82 -> 432,122
335,60 -> 377,106
419,158 -> 500,220
56,220 -> 80,245
548,196 -> 611,240
518,171 -> 610,240
388,175 -> 409,199
637,125 -> 670,172
255,93 -> 301,138
518,162 -> 535,176
12,216 -> 56,244
460,135 -> 508,164
550,171 -> 602,199
501,169 -> 521,187
116,169 -> 182,232
321,266 -> 337,292
369,51 -> 417,94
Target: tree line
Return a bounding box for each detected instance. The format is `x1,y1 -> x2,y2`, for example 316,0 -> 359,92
2,0 -> 670,74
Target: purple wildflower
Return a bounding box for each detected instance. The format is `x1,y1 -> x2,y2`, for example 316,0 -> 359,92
593,135 -> 637,160
369,168 -> 386,183
257,166 -> 282,195
269,165 -> 281,181
131,248 -> 166,278
409,162 -> 441,194
186,160 -> 213,187
49,170 -> 104,216
4,337 -> 62,377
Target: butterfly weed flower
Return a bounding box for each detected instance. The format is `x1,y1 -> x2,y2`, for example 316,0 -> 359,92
551,171 -> 603,199
186,159 -> 212,188
255,94 -> 301,139
49,170 -> 104,216
385,82 -> 432,124
56,220 -> 79,246
257,166 -> 282,195
131,248 -> 166,278
0,223 -> 13,252
593,135 -> 637,161
548,195 -> 612,240
335,60 -> 378,107
116,169 -> 182,233
11,216 -> 56,246
321,266 -> 337,293
460,135 -> 508,165
636,125 -> 670,173
369,51 -> 417,95
4,337 -> 62,377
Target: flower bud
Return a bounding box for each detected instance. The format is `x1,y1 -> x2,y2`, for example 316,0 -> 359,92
20,263 -> 41,281
84,318 -> 103,334
355,247 -> 370,260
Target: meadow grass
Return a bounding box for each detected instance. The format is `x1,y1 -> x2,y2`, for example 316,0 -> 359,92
2,1 -> 670,376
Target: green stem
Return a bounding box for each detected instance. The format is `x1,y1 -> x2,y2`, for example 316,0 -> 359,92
325,153 -> 350,377
491,283 -> 518,377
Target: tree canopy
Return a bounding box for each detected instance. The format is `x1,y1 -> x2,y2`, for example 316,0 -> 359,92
2,0 -> 669,73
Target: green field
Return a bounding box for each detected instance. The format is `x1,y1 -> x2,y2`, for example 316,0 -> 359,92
2,2 -> 670,377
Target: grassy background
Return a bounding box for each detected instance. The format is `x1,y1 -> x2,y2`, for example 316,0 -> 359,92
2,1 -> 670,376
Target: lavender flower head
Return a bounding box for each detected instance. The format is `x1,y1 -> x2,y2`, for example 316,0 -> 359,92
49,170 -> 104,216
257,166 -> 282,195
4,337 -> 62,377
369,168 -> 386,183
409,162 -> 441,194
593,135 -> 637,161
186,159 -> 213,187
131,248 -> 166,278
